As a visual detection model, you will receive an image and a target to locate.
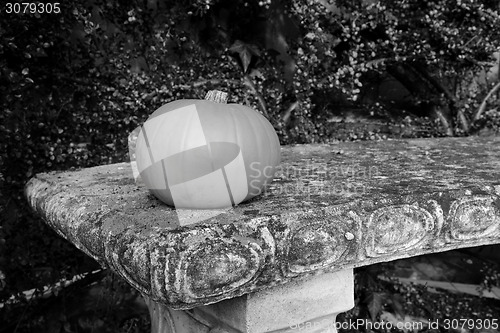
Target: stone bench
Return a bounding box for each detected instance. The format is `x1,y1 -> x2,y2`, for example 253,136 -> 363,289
25,136 -> 500,333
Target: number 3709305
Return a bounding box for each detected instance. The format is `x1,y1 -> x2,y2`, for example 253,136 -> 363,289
5,3 -> 61,14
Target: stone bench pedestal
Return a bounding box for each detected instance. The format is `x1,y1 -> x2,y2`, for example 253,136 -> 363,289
146,269 -> 353,333
25,137 -> 500,333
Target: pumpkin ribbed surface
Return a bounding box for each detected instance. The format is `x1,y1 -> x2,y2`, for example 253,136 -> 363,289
135,95 -> 280,209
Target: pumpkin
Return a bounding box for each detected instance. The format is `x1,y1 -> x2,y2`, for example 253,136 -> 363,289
135,90 -> 281,209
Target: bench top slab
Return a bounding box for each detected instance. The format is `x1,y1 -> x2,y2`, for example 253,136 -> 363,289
25,136 -> 500,309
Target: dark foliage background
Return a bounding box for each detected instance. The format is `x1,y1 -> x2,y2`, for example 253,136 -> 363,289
0,0 -> 499,331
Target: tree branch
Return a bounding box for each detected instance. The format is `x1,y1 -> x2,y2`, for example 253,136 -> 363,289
387,63 -> 457,135
282,101 -> 298,124
474,81 -> 500,121
409,63 -> 458,104
243,75 -> 269,118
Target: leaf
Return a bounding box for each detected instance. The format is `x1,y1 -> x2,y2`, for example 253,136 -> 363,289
365,291 -> 387,321
389,293 -> 406,318
229,40 -> 260,73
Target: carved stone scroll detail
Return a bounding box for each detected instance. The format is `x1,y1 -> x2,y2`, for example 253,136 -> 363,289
447,196 -> 500,241
147,219 -> 275,305
182,239 -> 262,299
285,220 -> 352,274
366,204 -> 434,257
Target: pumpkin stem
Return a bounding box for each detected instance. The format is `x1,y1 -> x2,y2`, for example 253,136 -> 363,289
205,90 -> 228,104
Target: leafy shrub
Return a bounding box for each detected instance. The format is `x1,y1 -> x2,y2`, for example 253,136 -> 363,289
0,0 -> 499,325
287,0 -> 500,137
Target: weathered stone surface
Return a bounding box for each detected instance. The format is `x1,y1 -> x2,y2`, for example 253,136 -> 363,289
25,136 -> 500,309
